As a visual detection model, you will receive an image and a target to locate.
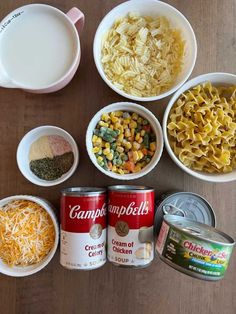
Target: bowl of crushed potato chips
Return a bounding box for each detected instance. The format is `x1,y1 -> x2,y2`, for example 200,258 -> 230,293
163,72 -> 236,182
93,0 -> 197,101
0,195 -> 59,277
86,102 -> 163,179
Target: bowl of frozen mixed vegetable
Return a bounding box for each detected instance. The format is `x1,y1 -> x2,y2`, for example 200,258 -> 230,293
86,102 -> 163,179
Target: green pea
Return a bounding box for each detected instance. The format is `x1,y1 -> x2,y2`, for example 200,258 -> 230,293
111,143 -> 117,150
106,128 -> 119,137
143,133 -> 150,148
93,129 -> 100,136
102,134 -> 115,142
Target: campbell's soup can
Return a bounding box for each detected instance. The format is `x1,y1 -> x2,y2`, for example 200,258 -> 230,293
107,185 -> 155,268
60,187 -> 107,270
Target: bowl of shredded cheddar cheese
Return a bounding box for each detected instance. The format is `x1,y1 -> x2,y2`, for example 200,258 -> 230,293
0,195 -> 59,276
93,0 -> 197,101
163,72 -> 236,183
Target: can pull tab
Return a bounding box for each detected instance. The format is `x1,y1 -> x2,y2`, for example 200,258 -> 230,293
163,204 -> 185,217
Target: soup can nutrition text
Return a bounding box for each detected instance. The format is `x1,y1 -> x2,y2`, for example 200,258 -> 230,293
156,215 -> 235,281
154,191 -> 216,234
60,187 -> 107,270
107,185 -> 154,268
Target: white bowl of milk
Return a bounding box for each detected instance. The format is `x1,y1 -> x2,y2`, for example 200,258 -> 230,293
0,4 -> 84,93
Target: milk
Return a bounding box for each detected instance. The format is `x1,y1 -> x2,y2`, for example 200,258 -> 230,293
0,10 -> 77,88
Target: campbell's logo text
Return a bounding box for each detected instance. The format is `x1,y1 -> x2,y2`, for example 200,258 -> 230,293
69,203 -> 106,221
108,201 -> 149,218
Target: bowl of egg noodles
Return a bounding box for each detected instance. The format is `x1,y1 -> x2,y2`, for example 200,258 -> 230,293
93,0 -> 197,101
163,72 -> 236,183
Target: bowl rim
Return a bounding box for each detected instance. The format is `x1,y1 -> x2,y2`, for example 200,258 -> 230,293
93,0 -> 197,101
163,72 -> 236,183
16,125 -> 79,187
0,195 -> 59,277
86,101 -> 164,180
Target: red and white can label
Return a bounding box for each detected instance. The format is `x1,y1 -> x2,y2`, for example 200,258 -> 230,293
60,194 -> 107,270
107,190 -> 154,266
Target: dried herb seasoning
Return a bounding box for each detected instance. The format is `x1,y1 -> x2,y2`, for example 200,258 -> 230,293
30,152 -> 74,181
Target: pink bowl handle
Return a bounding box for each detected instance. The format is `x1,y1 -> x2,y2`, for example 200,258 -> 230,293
66,7 -> 84,33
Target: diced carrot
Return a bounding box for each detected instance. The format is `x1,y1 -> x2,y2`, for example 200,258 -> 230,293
143,125 -> 151,132
108,161 -> 113,170
128,151 -> 133,161
124,161 -> 135,172
141,148 -> 148,155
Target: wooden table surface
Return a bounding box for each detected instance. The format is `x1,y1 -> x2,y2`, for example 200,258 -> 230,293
0,0 -> 235,313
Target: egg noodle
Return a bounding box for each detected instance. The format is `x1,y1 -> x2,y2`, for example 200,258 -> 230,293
101,13 -> 185,97
167,82 -> 236,173
0,200 -> 55,266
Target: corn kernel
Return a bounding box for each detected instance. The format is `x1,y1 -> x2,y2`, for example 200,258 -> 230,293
111,116 -> 119,123
116,146 -> 124,153
105,143 -> 110,149
133,151 -> 139,162
101,113 -> 110,121
107,153 -> 114,161
141,130 -> 145,136
99,121 -> 109,127
103,148 -> 110,155
112,165 -> 117,172
123,119 -> 130,124
125,128 -> 131,138
131,129 -> 135,137
125,142 -> 132,149
133,141 -> 140,150
92,147 -> 100,153
137,137 -> 143,144
134,165 -> 141,173
97,156 -> 103,162
150,142 -> 156,151
138,151 -> 144,160
135,133 -> 140,141
92,135 -> 98,142
131,112 -> 138,120
117,134 -> 124,142
129,120 -> 137,129
137,117 -> 143,124
118,168 -> 124,174
115,111 -> 123,117
123,170 -> 130,174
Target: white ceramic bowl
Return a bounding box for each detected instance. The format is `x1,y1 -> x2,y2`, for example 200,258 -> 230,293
93,0 -> 197,102
163,72 -> 236,183
0,195 -> 59,277
86,102 -> 163,179
17,125 -> 79,186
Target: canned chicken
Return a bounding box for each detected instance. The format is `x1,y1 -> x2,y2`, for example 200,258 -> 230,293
107,185 -> 154,267
156,215 -> 235,281
155,191 -> 216,235
60,187 -> 107,270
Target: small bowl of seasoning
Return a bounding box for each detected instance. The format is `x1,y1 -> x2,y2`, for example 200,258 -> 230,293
17,126 -> 79,186
86,102 -> 163,179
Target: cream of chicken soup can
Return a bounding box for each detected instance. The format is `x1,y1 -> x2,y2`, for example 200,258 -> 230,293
107,185 -> 154,267
60,187 -> 107,270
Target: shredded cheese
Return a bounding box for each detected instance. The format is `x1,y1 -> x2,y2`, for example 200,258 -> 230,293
0,200 -> 55,267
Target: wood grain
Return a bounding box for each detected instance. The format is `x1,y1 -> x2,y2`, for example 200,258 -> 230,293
0,1 -> 235,313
